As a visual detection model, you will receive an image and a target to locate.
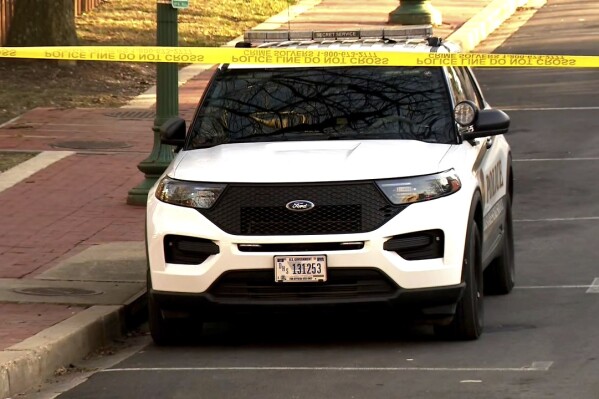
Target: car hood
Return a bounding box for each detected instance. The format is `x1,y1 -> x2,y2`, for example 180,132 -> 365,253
170,141 -> 454,183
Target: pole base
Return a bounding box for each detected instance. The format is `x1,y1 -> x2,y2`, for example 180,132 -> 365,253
126,148 -> 174,207
127,2 -> 179,207
127,177 -> 160,206
388,0 -> 442,25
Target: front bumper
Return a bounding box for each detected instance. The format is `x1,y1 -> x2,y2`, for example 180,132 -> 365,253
151,281 -> 465,320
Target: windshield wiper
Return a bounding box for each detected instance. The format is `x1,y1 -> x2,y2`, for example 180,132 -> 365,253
191,137 -> 226,149
232,130 -> 328,143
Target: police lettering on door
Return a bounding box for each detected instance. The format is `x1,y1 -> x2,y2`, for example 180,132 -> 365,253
485,160 -> 504,202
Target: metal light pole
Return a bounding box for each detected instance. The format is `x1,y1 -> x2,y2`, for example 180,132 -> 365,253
127,0 -> 179,206
388,0 -> 442,25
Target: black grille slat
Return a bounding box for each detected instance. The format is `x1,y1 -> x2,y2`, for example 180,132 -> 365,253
238,242 -> 364,252
199,182 -> 406,235
208,269 -> 398,302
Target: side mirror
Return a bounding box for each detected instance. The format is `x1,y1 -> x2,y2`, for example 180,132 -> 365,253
160,117 -> 186,146
463,108 -> 510,140
454,101 -> 510,140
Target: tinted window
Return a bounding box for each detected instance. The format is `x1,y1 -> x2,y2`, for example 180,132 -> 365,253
188,66 -> 456,149
447,67 -> 483,108
456,67 -> 483,107
446,67 -> 467,103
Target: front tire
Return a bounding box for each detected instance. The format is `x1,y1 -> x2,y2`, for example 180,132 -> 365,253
484,197 -> 515,295
147,270 -> 204,346
148,271 -> 178,346
436,220 -> 484,340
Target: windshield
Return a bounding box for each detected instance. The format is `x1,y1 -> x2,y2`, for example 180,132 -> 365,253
187,66 -> 456,149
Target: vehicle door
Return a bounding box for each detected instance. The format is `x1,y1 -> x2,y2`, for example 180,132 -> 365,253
446,66 -> 508,263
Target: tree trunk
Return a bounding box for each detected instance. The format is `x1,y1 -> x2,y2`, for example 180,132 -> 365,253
7,0 -> 78,46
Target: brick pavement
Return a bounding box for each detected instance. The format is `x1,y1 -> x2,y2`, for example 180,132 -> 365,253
0,0 -> 498,373
0,153 -> 146,278
0,110 -> 152,346
0,304 -> 84,350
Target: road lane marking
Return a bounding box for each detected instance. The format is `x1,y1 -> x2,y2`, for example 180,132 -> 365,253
103,362 -> 553,373
501,106 -> 599,111
517,285 -> 591,289
529,362 -> 553,371
514,158 -> 599,162
517,280 -> 599,291
515,217 -> 599,223
586,278 -> 599,294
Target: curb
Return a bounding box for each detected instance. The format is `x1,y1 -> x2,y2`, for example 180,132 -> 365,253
0,1 -> 529,397
0,293 -> 146,399
447,0 -> 529,52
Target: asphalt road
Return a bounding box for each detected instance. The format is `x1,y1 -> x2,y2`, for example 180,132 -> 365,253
44,1 -> 599,398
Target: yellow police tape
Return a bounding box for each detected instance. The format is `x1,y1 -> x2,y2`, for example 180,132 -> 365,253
1,46 -> 598,68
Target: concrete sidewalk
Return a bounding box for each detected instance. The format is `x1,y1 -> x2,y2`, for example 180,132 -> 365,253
0,0 -> 534,397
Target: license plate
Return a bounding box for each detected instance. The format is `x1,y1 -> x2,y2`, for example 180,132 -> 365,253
274,255 -> 327,283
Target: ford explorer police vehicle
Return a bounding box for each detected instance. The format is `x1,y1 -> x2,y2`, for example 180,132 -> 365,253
146,26 -> 515,344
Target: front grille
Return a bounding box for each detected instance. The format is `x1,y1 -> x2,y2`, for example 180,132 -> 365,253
241,204 -> 362,235
198,182 -> 405,235
207,268 -> 398,302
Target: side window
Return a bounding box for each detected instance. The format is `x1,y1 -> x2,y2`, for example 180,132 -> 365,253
446,66 -> 467,103
455,67 -> 484,108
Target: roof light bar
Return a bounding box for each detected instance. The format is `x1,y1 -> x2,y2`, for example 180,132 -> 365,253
244,26 -> 433,44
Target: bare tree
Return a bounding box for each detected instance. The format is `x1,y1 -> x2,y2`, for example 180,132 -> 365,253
7,0 -> 77,46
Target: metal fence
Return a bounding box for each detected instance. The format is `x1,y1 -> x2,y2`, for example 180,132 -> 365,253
0,0 -> 103,46
73,0 -> 104,16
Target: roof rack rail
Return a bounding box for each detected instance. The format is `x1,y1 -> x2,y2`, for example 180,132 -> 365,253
244,26 -> 433,44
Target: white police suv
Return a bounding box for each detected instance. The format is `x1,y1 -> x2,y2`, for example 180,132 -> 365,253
146,26 -> 515,344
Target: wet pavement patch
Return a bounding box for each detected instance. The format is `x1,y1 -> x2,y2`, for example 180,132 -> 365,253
52,141 -> 132,150
104,110 -> 155,120
13,287 -> 103,296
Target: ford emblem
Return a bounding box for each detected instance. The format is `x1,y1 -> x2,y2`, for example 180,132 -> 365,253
286,200 -> 315,212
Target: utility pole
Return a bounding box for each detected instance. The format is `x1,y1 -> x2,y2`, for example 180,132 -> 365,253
388,0 -> 442,25
127,0 -> 181,206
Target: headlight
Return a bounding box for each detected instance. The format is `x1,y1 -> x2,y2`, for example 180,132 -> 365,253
155,177 -> 226,208
376,170 -> 461,205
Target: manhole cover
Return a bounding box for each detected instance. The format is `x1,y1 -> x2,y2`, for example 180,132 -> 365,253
52,140 -> 131,150
13,287 -> 103,296
105,110 -> 155,120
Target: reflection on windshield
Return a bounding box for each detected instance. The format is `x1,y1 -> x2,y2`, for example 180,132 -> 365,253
188,67 -> 455,149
